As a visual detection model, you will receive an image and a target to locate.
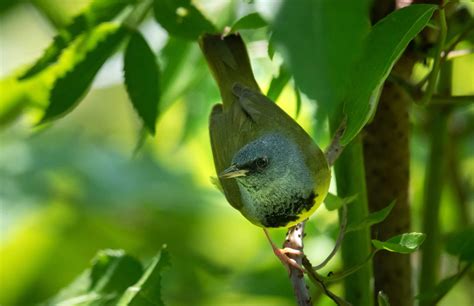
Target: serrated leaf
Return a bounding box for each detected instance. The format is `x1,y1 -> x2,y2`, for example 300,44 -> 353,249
324,193 -> 358,211
118,248 -> 171,306
124,31 -> 161,135
341,4 -> 437,145
267,64 -> 291,101
445,227 -> 474,262
346,201 -> 395,233
48,249 -> 143,305
19,0 -> 133,80
231,13 -> 267,32
372,232 -> 426,254
153,0 -> 216,40
40,23 -> 127,124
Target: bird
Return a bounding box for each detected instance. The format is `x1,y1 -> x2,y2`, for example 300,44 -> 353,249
199,33 -> 331,269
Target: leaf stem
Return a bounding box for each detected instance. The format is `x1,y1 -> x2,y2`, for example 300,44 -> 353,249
123,0 -> 154,30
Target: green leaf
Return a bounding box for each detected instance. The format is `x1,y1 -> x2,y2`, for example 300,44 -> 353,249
118,248 -> 171,306
153,0 -> 216,40
266,64 -> 291,101
49,249 -> 143,305
124,31 -> 161,135
377,291 -> 390,306
231,13 -> 267,32
272,0 -> 371,123
324,193 -> 358,211
346,201 -> 395,233
19,0 -> 133,80
372,232 -> 426,254
341,4 -> 437,145
294,84 -> 302,118
40,23 -> 127,123
445,227 -> 474,262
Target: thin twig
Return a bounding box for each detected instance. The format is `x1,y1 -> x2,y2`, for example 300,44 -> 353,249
313,204 -> 347,270
302,257 -> 352,306
323,250 -> 379,283
283,221 -> 312,306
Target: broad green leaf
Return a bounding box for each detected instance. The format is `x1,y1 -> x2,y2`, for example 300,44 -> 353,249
341,4 -> 437,145
377,291 -> 390,306
153,0 -> 216,40
372,232 -> 426,254
19,0 -> 133,80
49,249 -> 143,305
324,193 -> 358,211
266,64 -> 291,101
445,227 -> 474,262
118,248 -> 171,306
231,13 -> 267,32
40,23 -> 127,123
272,0 -> 371,123
346,201 -> 395,233
124,31 -> 161,135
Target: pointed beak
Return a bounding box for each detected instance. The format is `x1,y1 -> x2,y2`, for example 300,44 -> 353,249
219,164 -> 248,179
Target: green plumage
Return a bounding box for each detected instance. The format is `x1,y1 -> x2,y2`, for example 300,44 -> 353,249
200,34 -> 330,228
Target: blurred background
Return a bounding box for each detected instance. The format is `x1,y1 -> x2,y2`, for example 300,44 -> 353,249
0,1 -> 472,305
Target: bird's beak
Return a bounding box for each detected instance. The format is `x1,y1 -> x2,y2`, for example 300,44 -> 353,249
219,164 -> 248,179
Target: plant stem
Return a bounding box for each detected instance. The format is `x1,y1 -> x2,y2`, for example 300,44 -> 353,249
418,61 -> 452,305
329,128 -> 373,306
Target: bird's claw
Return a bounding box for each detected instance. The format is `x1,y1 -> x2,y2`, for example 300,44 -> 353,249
273,247 -> 305,274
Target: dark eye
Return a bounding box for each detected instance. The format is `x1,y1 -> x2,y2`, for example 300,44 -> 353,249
255,156 -> 269,171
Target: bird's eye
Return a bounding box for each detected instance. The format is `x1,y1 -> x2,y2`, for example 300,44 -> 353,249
255,156 -> 269,170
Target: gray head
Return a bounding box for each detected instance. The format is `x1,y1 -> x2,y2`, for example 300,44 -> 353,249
219,133 -> 313,194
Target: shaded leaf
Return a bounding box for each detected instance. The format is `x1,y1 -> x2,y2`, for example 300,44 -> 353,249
445,227 -> 474,262
346,201 -> 395,233
153,0 -> 216,40
40,23 -> 127,123
231,13 -> 267,32
266,64 -> 291,101
324,193 -> 358,211
341,4 -> 437,145
372,232 -> 426,254
19,0 -> 133,80
118,248 -> 171,306
124,31 -> 161,135
272,0 -> 371,123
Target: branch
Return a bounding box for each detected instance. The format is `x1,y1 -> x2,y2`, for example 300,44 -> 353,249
283,221 -> 312,306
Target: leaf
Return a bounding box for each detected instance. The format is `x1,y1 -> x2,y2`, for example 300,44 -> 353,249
445,227 -> 474,262
377,291 -> 390,306
124,31 -> 161,135
324,193 -> 358,211
272,0 -> 371,123
19,0 -> 133,80
345,201 -> 395,233
294,84 -> 302,118
118,248 -> 171,306
49,249 -> 143,305
340,4 -> 437,145
231,13 -> 267,32
40,23 -> 127,123
372,232 -> 426,254
266,64 -> 291,101
153,0 -> 216,40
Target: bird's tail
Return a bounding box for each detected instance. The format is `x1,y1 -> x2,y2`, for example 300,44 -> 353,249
199,33 -> 260,108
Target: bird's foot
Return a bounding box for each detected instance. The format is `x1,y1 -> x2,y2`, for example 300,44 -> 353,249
263,228 -> 305,274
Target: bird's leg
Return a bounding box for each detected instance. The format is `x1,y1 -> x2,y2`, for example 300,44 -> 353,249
263,228 -> 304,273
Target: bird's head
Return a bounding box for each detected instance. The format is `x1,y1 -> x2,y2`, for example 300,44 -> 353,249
219,133 -> 311,191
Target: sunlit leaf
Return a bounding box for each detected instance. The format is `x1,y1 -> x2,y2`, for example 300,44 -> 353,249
231,13 -> 267,32
341,4 -> 437,145
40,23 -> 127,123
372,232 -> 426,254
19,0 -> 133,80
124,31 -> 161,135
324,193 -> 358,211
266,64 -> 291,101
445,227 -> 474,262
118,248 -> 171,306
153,0 -> 216,40
345,201 -> 395,233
